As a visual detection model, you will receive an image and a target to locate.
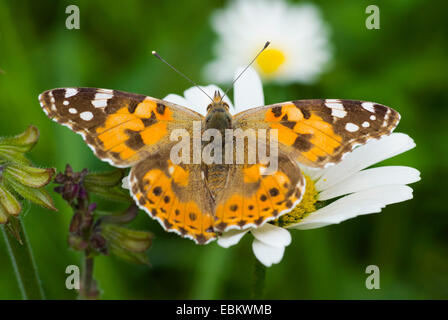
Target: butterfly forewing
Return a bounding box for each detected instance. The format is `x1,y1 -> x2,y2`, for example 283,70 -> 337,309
234,99 -> 400,168
39,87 -> 203,168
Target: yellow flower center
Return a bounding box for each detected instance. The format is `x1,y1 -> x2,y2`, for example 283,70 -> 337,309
272,175 -> 318,228
256,48 -> 286,76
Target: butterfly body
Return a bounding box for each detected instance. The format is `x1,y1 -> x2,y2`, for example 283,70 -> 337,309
39,87 -> 400,244
202,91 -> 233,199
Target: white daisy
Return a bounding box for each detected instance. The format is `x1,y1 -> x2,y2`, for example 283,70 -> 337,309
204,0 -> 332,84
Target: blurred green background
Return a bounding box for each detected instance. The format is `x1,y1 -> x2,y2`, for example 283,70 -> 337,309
0,0 -> 447,299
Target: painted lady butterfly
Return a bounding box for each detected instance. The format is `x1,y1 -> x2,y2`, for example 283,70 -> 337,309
39,87 -> 399,244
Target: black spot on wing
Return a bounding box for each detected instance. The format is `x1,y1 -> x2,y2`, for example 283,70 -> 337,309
142,111 -> 157,127
156,103 -> 166,115
280,114 -> 296,129
271,106 -> 283,118
124,129 -> 145,150
293,101 -> 311,119
292,134 -> 312,151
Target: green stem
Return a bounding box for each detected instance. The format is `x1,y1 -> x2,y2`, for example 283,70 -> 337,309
79,250 -> 98,299
1,217 -> 45,300
252,259 -> 266,299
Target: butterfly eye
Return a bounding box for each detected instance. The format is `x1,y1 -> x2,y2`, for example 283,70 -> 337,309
207,104 -> 212,111
223,103 -> 229,110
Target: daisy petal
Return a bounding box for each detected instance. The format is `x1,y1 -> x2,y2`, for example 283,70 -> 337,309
184,85 -> 233,115
217,229 -> 249,248
290,185 -> 414,230
315,133 -> 416,191
251,223 -> 291,247
121,175 -> 130,190
318,166 -> 421,200
252,239 -> 285,267
163,94 -> 195,111
233,66 -> 264,114
297,163 -> 324,181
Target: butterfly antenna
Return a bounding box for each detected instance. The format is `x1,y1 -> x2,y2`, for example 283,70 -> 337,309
152,51 -> 213,102
220,41 -> 270,103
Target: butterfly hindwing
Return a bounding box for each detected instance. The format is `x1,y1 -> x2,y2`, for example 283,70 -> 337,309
128,147 -> 216,244
234,99 -> 400,168
214,152 -> 305,232
39,87 -> 203,168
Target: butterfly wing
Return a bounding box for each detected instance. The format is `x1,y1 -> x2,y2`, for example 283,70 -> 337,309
233,99 -> 400,168
128,146 -> 216,244
39,87 -> 203,167
40,87 -> 217,244
213,152 -> 305,232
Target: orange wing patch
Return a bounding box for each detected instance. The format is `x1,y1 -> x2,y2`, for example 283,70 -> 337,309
130,157 -> 216,244
266,103 -> 343,165
214,157 -> 305,232
96,98 -> 172,162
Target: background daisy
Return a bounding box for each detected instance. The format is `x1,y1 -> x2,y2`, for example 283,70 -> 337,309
204,0 -> 332,84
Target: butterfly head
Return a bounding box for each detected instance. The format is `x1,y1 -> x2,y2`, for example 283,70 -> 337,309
204,91 -> 232,130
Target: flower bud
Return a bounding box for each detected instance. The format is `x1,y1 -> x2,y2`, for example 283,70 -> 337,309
84,169 -> 126,187
101,224 -> 153,265
6,177 -> 56,211
0,126 -> 57,225
3,164 -> 54,188
0,125 -> 39,153
0,184 -> 21,217
68,234 -> 89,251
90,233 -> 108,255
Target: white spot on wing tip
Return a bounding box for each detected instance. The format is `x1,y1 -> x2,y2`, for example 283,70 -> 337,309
325,101 -> 347,118
361,102 -> 375,113
331,108 -> 347,118
92,100 -> 108,108
80,111 -> 94,121
95,92 -> 114,100
345,122 -> 359,132
65,88 -> 78,98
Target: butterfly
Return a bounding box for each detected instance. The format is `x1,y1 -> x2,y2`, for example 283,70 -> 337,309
39,87 -> 400,244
